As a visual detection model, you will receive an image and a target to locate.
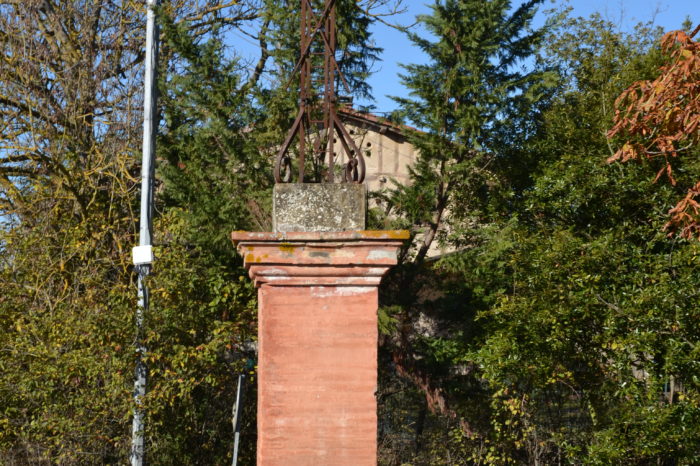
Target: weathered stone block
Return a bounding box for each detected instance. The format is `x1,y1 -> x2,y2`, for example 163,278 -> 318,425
273,183 -> 366,232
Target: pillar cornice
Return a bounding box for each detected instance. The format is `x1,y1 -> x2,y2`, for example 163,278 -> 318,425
231,230 -> 408,287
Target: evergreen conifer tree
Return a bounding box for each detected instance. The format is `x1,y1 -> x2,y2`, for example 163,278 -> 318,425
391,0 -> 549,262
377,1 -> 552,462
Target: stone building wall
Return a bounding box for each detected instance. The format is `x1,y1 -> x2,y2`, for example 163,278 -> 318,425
337,108 -> 418,193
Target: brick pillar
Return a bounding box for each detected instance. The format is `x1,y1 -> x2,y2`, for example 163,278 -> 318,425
231,230 -> 407,466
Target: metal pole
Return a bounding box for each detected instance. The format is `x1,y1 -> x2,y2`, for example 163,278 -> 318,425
131,0 -> 159,464
232,374 -> 246,466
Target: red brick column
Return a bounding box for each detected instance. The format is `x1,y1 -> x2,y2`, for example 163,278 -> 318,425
231,231 -> 408,466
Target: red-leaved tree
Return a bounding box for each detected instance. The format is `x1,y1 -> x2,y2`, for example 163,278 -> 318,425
608,24 -> 700,238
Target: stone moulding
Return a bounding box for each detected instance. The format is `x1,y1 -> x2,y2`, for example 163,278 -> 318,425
231,230 -> 409,287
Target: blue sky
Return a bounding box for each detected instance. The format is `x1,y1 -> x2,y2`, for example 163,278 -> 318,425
357,0 -> 698,112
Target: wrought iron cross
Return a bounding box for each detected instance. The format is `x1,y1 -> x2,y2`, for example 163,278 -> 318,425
274,0 -> 365,183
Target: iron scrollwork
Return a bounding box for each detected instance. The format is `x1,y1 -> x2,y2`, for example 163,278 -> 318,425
273,0 -> 365,184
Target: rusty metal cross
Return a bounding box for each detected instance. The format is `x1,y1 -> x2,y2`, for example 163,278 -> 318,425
274,0 -> 365,184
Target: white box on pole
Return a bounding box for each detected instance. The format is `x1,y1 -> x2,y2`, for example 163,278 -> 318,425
132,245 -> 154,266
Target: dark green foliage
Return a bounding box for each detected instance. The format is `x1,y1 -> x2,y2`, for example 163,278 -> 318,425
158,14 -> 274,260
378,10 -> 700,465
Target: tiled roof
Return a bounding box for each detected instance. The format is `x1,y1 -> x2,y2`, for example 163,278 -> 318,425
338,106 -> 420,136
